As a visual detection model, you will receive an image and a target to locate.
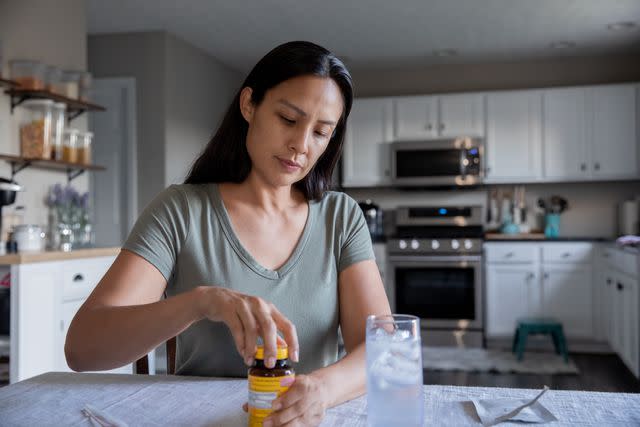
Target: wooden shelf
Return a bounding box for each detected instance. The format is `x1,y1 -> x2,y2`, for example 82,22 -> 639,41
4,88 -> 106,122
0,77 -> 19,88
0,154 -> 105,183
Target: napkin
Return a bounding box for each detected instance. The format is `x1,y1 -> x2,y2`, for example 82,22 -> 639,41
471,386 -> 557,426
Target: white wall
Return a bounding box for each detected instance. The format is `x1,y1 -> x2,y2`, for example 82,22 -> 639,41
164,33 -> 241,185
0,0 -> 88,229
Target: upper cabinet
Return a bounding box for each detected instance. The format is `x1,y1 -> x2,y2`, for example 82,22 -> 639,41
342,98 -> 393,187
393,93 -> 484,140
588,84 -> 638,179
485,91 -> 542,182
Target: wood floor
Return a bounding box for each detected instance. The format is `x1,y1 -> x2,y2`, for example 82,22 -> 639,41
424,353 -> 640,393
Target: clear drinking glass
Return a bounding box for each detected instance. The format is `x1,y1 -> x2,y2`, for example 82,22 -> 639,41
366,314 -> 424,427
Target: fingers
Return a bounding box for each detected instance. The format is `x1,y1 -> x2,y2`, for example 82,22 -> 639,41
236,299 -> 258,365
252,299 -> 278,368
272,307 -> 299,362
242,402 -> 248,413
226,311 -> 246,360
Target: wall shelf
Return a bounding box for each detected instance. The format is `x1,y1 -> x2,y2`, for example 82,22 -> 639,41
0,78 -> 19,88
3,88 -> 106,122
0,154 -> 105,183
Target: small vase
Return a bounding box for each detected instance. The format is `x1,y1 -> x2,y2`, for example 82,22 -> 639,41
58,223 -> 74,252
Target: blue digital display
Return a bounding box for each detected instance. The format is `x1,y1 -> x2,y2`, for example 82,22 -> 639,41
439,208 -> 447,215
469,148 -> 478,155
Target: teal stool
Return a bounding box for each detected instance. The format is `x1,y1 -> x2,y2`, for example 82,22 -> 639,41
512,318 -> 569,363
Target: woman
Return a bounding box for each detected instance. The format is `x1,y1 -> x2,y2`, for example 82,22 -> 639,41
65,41 -> 390,426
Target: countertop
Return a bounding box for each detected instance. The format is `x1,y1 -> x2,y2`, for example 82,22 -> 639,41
0,247 -> 120,265
1,372 -> 639,426
484,233 -> 613,242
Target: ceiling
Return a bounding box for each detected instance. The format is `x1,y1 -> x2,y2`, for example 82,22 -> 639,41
87,0 -> 640,73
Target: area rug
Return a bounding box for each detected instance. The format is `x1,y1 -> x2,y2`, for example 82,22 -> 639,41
423,346 -> 579,375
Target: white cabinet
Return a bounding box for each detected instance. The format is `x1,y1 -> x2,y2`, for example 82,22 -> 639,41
486,266 -> 539,337
393,93 -> 484,140
342,98 -> 393,187
485,91 -> 542,182
588,84 -> 638,179
542,88 -> 588,179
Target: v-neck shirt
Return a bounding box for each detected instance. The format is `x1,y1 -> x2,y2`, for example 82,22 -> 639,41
123,183 -> 374,377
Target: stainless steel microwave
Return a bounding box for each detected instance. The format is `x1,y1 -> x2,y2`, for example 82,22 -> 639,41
390,137 -> 484,187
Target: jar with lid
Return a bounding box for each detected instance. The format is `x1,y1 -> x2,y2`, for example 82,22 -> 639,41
60,70 -> 82,99
62,128 -> 79,163
20,99 -> 54,159
13,224 -> 46,253
248,345 -> 295,427
44,66 -> 63,95
77,131 -> 93,164
10,59 -> 46,90
51,103 -> 66,160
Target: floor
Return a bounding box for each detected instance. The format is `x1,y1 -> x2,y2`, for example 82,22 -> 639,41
424,353 -> 640,393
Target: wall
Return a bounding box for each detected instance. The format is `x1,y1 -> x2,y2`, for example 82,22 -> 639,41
350,54 -> 640,97
164,33 -> 241,185
346,54 -> 640,239
88,32 -> 167,211
0,0 -> 88,230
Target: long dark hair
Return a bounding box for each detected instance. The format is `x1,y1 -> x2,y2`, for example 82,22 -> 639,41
184,41 -> 353,200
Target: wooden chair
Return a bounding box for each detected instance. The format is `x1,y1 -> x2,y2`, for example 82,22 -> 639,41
135,336 -> 176,374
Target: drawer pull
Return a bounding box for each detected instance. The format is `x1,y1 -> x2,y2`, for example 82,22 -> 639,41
505,252 -> 514,258
73,274 -> 84,282
617,282 -> 624,291
562,252 -> 571,258
606,278 -> 612,285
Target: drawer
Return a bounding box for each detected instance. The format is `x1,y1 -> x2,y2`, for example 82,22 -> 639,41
62,256 -> 115,301
541,243 -> 593,263
484,244 -> 538,263
620,251 -> 640,278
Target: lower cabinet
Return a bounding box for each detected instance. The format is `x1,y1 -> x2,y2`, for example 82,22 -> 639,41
9,255 -> 133,383
485,242 -> 594,340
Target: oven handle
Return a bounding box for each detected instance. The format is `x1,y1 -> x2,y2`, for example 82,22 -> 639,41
388,255 -> 482,264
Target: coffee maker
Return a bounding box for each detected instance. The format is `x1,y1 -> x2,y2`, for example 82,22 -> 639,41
358,200 -> 384,241
0,178 -> 21,243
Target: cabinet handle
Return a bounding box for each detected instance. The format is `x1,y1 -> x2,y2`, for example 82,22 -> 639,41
426,123 -> 433,131
580,163 -> 587,171
617,282 -> 624,291
486,166 -> 491,174
527,272 -> 535,280
606,278 -> 612,285
505,252 -> 514,258
562,252 -> 571,258
439,123 -> 445,131
594,162 -> 600,171
73,274 -> 84,282
543,273 -> 549,279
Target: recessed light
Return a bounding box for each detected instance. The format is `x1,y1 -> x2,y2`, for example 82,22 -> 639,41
550,41 -> 577,49
434,49 -> 458,57
607,21 -> 638,31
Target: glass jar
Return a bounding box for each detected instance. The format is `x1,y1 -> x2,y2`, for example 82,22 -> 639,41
10,59 -> 46,90
13,224 -> 46,253
60,70 -> 82,99
62,128 -> 79,163
51,102 -> 66,160
44,65 -> 63,95
77,131 -> 93,164
79,71 -> 92,101
20,99 -> 54,159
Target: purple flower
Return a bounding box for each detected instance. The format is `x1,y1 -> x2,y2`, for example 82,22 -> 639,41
80,192 -> 90,210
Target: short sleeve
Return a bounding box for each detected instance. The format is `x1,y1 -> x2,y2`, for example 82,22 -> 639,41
338,197 -> 375,272
122,185 -> 190,280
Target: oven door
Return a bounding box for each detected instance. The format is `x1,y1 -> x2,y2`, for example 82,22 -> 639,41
388,255 -> 483,330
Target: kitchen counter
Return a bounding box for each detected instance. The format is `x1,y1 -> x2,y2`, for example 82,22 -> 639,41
0,247 -> 120,265
484,234 -> 612,242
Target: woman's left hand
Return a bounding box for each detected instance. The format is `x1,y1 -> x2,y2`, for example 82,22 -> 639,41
243,374 -> 330,427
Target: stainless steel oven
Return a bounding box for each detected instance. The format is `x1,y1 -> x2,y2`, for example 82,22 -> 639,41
390,137 -> 484,187
387,206 -> 484,347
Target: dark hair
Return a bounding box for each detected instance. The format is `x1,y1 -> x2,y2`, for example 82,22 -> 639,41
184,41 -> 353,200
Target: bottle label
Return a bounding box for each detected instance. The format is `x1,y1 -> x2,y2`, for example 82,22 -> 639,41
248,374 -> 294,426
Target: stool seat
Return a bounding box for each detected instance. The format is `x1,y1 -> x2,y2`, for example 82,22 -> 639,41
512,318 -> 569,363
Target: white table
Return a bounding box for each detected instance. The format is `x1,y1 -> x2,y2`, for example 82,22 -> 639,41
0,372 -> 639,426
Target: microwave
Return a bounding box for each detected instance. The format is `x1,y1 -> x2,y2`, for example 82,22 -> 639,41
390,137 -> 484,187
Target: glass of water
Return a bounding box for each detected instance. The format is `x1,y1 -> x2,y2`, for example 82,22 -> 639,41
366,314 -> 423,427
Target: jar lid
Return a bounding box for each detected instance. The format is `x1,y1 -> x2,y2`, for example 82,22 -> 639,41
63,128 -> 80,135
22,99 -> 55,108
53,102 -> 67,109
254,345 -> 288,361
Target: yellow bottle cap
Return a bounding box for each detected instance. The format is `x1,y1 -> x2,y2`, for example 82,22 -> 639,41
255,345 -> 288,361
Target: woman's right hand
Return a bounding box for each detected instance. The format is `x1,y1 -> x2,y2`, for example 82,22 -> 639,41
195,286 -> 299,368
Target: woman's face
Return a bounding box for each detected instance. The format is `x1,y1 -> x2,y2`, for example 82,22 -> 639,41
240,75 -> 344,189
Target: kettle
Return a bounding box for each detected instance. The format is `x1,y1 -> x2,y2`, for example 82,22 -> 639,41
358,200 -> 384,241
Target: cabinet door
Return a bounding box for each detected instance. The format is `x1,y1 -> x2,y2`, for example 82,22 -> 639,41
589,85 -> 638,179
393,95 -> 438,140
542,264 -> 593,338
56,299 -> 84,372
602,270 -> 616,345
438,93 -> 485,138
342,98 -> 393,187
611,273 -> 625,355
485,91 -> 542,181
623,278 -> 639,377
542,88 -> 588,179
486,265 -> 539,337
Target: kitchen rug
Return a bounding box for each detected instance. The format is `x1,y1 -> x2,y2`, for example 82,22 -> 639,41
423,346 -> 579,374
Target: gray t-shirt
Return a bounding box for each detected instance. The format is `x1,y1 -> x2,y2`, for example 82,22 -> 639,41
123,183 -> 374,377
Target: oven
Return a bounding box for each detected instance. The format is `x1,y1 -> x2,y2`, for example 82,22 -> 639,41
387,206 -> 485,347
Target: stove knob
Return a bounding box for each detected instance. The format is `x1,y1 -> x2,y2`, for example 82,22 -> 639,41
451,239 -> 460,250
410,239 -> 420,250
464,239 -> 473,250
431,240 -> 440,250
398,240 -> 407,250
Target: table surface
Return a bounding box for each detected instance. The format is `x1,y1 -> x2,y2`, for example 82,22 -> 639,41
0,372 -> 639,426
